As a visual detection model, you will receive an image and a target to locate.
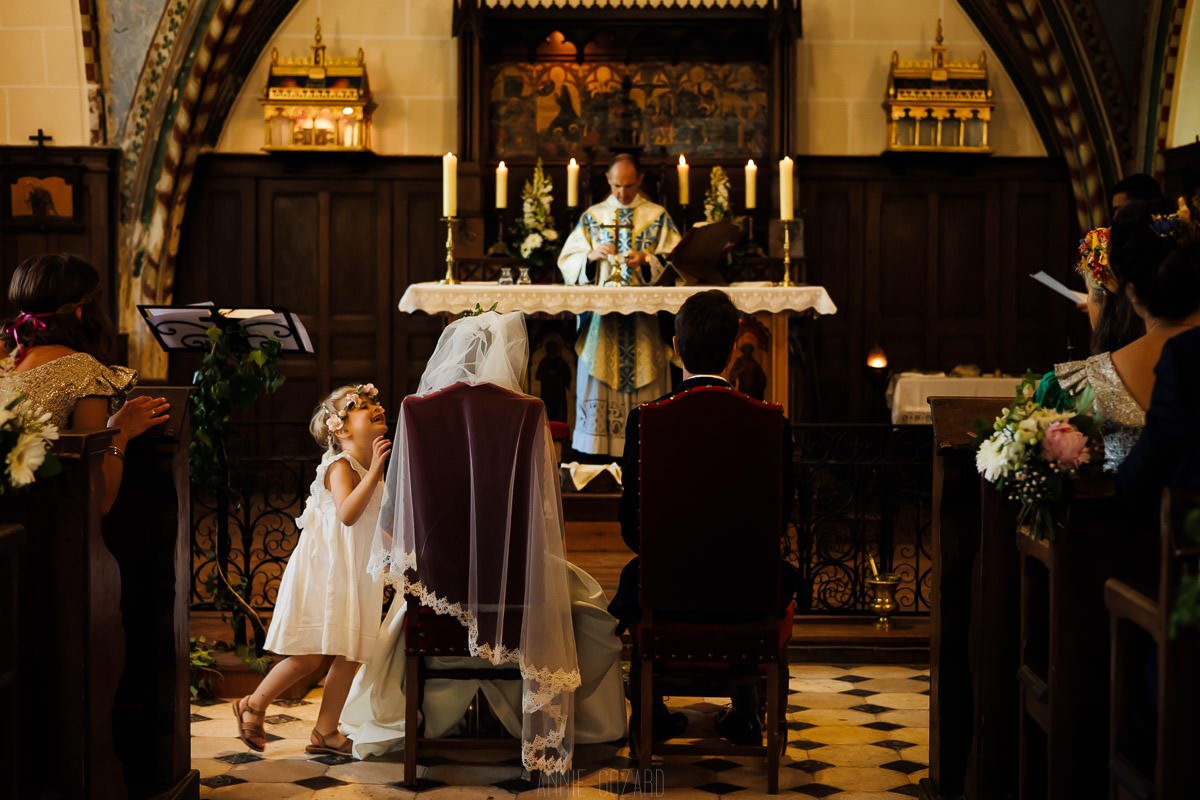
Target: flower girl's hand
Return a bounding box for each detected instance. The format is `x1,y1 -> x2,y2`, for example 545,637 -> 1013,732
368,435 -> 392,476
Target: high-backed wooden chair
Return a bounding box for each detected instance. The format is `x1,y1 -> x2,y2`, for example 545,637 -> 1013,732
399,382 -> 545,785
1105,488 -> 1200,800
633,386 -> 789,793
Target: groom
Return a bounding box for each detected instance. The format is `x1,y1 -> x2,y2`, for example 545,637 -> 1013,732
609,289 -> 797,744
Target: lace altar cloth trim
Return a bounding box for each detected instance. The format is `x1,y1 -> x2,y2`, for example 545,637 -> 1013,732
380,555 -> 582,774
398,282 -> 838,317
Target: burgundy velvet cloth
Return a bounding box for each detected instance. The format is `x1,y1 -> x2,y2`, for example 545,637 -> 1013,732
637,386 -> 785,630
400,382 -> 545,651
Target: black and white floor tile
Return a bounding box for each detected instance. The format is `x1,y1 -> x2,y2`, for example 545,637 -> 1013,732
192,664 -> 929,799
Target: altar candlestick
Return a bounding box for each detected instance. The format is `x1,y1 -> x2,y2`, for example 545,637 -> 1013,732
442,152 -> 458,218
495,161 -> 508,210
779,156 -> 794,221
677,154 -> 690,206
745,159 -> 757,209
567,158 -> 580,207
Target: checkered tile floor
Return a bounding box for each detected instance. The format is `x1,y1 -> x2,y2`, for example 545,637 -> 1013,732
192,664 -> 929,798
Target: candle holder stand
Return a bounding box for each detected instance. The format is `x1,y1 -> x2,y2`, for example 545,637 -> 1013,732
742,214 -> 766,257
679,202 -> 689,231
485,213 -> 512,257
778,219 -> 795,287
440,217 -> 458,285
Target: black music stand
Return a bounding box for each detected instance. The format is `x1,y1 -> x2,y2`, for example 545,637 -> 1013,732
137,303 -> 314,354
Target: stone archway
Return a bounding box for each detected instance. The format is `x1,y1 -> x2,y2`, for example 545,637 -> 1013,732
118,0 -> 299,376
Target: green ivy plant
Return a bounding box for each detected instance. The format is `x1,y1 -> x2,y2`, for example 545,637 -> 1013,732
190,314 -> 285,660
1169,507 -> 1200,637
189,636 -> 221,700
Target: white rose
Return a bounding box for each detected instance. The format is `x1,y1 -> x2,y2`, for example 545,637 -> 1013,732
7,430 -> 47,487
525,232 -> 543,250
543,229 -> 558,242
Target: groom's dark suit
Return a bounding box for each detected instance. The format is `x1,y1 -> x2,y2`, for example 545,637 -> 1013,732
607,375 -> 797,632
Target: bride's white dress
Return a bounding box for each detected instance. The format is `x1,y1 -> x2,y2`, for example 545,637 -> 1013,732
340,310 -> 627,762
341,562 -> 627,759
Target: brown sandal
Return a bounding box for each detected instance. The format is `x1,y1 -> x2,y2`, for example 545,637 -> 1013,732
232,696 -> 267,752
306,728 -> 354,757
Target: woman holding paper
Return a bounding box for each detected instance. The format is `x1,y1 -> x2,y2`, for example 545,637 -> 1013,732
1036,199 -> 1200,470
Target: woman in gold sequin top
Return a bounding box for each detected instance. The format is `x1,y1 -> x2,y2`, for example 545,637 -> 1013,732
1037,198 -> 1200,470
1,254 -> 170,511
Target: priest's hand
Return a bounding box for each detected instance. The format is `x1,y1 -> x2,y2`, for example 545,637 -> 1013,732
588,243 -> 616,261
625,250 -> 650,269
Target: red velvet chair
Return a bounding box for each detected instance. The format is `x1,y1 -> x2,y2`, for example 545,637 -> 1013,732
399,382 -> 545,784
632,386 -> 790,793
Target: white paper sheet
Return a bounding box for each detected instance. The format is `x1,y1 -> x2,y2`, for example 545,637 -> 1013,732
1030,271 -> 1088,305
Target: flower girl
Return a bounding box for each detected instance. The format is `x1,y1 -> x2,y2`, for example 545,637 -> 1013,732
232,384 -> 391,756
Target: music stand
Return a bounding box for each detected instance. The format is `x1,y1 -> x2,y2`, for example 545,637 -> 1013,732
137,303 -> 314,354
663,220 -> 744,286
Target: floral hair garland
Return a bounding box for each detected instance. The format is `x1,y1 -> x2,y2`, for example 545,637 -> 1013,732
326,383 -> 379,435
1076,227 -> 1117,294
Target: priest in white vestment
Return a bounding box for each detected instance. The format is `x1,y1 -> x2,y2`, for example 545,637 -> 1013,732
557,154 -> 683,456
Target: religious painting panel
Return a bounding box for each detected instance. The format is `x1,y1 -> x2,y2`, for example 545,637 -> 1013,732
1,165 -> 84,230
489,61 -> 769,160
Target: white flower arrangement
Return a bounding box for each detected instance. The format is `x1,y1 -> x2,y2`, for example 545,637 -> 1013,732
975,373 -> 1097,540
703,165 -> 732,223
0,357 -> 60,493
510,159 -> 560,270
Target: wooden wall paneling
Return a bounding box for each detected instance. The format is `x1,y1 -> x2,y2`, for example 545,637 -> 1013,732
0,147 -> 119,326
798,178 -> 864,421
394,176 -> 448,397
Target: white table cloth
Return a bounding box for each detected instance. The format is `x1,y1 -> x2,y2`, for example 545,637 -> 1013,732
398,281 -> 838,317
889,373 -> 1020,424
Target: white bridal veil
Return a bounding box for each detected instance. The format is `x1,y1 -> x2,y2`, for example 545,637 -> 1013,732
369,311 -> 581,775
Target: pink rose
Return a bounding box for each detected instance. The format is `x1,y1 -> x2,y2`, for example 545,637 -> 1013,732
1041,421 -> 1090,471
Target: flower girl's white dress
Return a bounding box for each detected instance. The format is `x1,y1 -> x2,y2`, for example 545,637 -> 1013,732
264,451 -> 384,663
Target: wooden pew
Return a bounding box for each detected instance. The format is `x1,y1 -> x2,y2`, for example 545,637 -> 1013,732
0,523 -> 25,800
0,431 -> 127,799
924,396 -> 1018,800
103,387 -> 198,800
1105,488 -> 1200,800
1015,478 -> 1128,800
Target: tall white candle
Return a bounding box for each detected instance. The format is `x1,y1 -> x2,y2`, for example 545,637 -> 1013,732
566,158 -> 580,207
779,156 -> 794,221
495,161 -> 508,210
745,159 -> 757,210
442,152 -> 458,218
677,154 -> 690,205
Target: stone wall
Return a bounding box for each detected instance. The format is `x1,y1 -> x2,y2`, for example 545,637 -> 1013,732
0,0 -> 89,146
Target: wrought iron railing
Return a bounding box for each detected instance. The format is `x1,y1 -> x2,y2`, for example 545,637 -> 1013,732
790,424 -> 933,614
191,422 -> 934,616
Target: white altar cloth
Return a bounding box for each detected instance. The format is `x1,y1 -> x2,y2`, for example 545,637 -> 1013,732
398,281 -> 838,317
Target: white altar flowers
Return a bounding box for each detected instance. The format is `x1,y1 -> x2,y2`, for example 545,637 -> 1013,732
0,357 -> 60,493
511,158 -> 560,270
704,165 -> 732,223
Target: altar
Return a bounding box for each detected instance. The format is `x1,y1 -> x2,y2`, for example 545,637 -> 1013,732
398,281 -> 838,416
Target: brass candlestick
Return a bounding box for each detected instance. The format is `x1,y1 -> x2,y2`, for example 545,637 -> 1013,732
441,217 -> 458,285
779,219 -> 794,287
485,213 -> 512,257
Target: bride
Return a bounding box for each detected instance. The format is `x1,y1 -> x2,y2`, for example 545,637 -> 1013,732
340,310 -> 626,766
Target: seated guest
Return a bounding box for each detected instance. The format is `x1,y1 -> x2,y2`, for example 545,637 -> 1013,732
1,254 -> 169,511
340,311 -> 625,762
1075,174 -> 1162,353
609,289 -> 796,744
1117,215 -> 1200,494
1037,198 -> 1200,470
